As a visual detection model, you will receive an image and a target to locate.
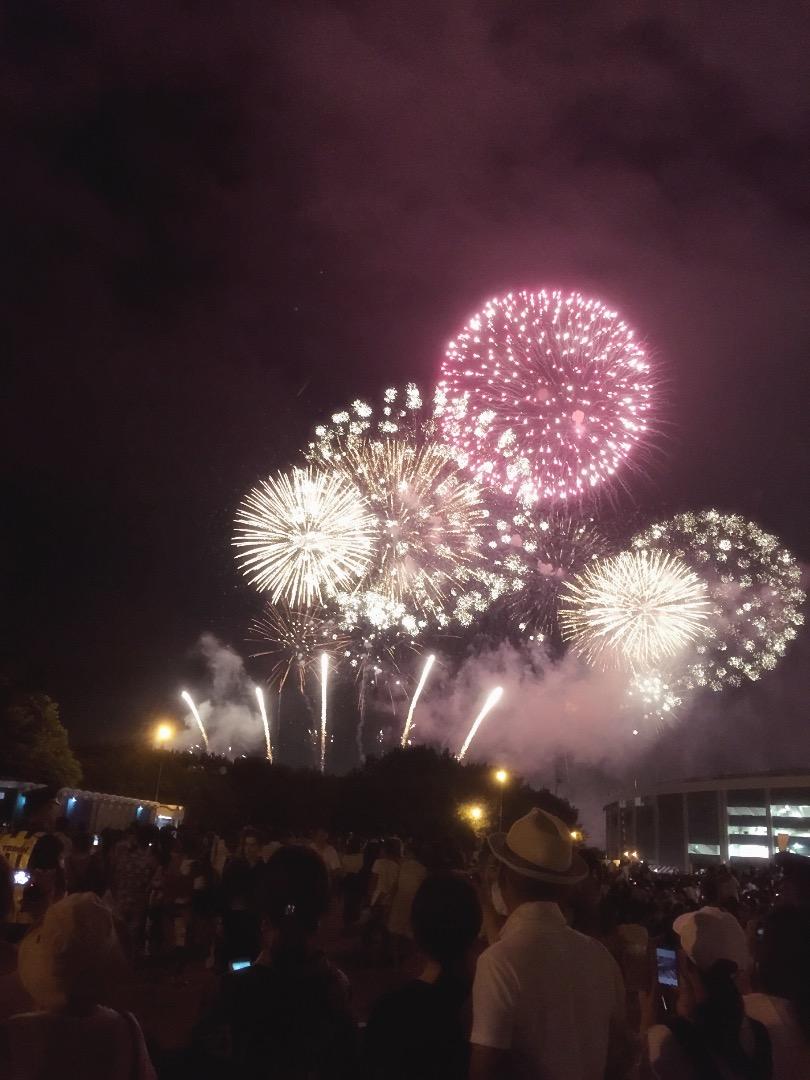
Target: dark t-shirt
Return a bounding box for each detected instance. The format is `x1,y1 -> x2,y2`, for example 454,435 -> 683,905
220,954 -> 357,1080
363,976 -> 472,1080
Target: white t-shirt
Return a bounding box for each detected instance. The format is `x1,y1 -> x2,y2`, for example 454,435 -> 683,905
311,843 -> 341,873
370,858 -> 400,907
745,992 -> 810,1080
471,900 -> 625,1080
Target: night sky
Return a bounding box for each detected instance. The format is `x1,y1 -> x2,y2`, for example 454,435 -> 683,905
2,2 -> 809,748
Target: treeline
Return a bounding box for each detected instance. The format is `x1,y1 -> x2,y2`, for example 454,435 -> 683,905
76,743 -> 579,838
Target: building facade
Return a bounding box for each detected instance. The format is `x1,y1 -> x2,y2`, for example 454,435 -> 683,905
605,772 -> 810,870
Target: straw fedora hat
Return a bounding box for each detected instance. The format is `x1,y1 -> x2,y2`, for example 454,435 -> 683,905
18,893 -> 124,1010
488,807 -> 587,884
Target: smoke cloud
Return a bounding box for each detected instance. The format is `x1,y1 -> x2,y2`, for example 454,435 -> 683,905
177,633 -> 266,758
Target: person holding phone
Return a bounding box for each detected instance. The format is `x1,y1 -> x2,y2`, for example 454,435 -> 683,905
644,908 -> 771,1079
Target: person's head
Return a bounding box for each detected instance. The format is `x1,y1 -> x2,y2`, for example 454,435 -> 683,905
411,872 -> 482,976
71,831 -> 92,856
18,893 -> 125,1011
260,845 -> 330,958
242,829 -> 261,865
673,907 -> 751,1041
312,827 -> 329,847
487,807 -> 587,916
383,837 -> 402,861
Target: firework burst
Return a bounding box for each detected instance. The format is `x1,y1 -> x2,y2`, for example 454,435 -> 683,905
560,549 -> 710,670
310,383 -> 433,460
436,289 -> 654,505
487,506 -> 613,635
249,601 -> 349,693
314,435 -> 491,628
633,510 -> 805,691
233,466 -> 376,607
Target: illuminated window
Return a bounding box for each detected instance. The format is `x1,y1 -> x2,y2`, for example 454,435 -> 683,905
727,806 -> 766,816
770,805 -> 810,819
728,843 -> 769,859
728,825 -> 767,836
688,843 -> 720,856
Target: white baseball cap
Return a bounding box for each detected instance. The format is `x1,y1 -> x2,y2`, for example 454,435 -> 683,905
673,906 -> 750,973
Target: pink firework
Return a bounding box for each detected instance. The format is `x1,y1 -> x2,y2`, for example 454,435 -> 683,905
436,290 -> 654,504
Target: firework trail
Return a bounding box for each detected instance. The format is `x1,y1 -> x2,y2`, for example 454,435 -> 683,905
255,686 -> 272,763
233,466 -> 376,606
319,652 -> 329,773
400,653 -> 436,747
249,601 -> 348,694
559,550 -> 709,670
457,686 -> 504,762
180,690 -> 209,752
436,289 -> 654,505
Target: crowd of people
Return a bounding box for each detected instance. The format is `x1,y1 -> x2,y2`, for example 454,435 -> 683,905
0,807 -> 809,1078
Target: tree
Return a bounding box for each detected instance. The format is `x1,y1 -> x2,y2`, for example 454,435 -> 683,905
0,691 -> 82,788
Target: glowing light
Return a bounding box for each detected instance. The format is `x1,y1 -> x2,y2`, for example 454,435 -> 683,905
400,653 -> 436,747
436,290 -> 654,504
255,686 -> 272,763
495,768 -> 509,785
457,686 -> 504,761
154,722 -> 174,746
560,550 -> 710,669
469,805 -> 483,822
319,652 -> 329,773
180,691 -> 209,751
633,511 -> 806,690
233,466 -> 376,607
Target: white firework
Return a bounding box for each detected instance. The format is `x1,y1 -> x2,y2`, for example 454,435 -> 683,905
560,549 -> 711,670
233,466 -> 376,606
633,510 -> 805,691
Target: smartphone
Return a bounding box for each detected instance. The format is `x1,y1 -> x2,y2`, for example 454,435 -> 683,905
656,946 -> 678,988
229,959 -> 252,972
13,870 -> 30,886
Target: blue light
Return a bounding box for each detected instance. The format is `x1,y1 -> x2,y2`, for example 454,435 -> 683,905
136,805 -> 143,816
67,797 -> 77,812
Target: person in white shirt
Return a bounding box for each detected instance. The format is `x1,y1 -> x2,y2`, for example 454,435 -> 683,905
470,808 -> 630,1080
0,893 -> 156,1079
310,828 -> 341,875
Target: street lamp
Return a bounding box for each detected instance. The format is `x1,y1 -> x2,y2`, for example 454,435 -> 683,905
494,768 -> 509,832
469,804 -> 483,824
153,721 -> 174,802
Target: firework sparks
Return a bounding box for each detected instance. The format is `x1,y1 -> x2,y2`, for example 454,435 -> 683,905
180,690 -> 209,751
233,466 -> 376,607
436,289 -> 654,504
487,506 -> 612,635
560,550 -> 710,670
457,686 -> 504,762
633,510 -> 805,690
249,601 -> 348,694
400,653 -> 436,747
314,433 -> 490,628
255,686 -> 272,763
310,383 -> 433,459
319,652 -> 329,773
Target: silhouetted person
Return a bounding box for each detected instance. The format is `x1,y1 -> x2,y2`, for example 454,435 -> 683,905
364,871 -> 482,1079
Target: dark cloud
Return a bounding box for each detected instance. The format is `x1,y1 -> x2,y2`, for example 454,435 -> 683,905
1,1 -> 808,775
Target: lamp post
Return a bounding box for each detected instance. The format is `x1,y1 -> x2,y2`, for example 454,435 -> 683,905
153,722 -> 174,802
494,768 -> 509,832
